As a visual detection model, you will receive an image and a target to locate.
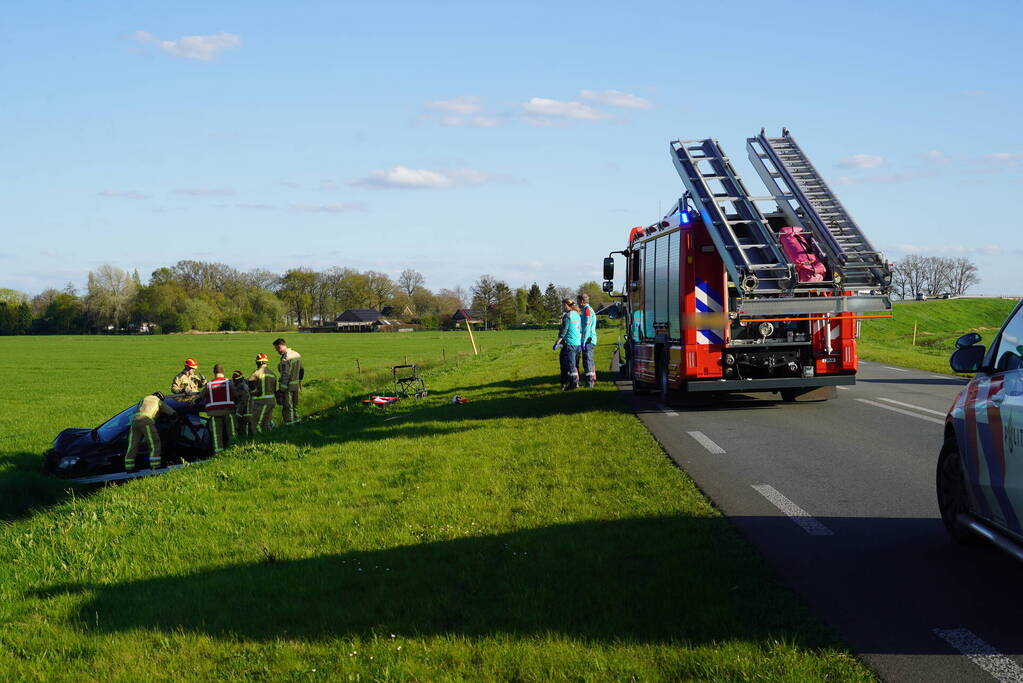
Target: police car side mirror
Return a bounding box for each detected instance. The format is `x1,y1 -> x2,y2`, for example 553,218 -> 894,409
603,257 -> 615,281
950,345 -> 985,374
955,332 -> 982,349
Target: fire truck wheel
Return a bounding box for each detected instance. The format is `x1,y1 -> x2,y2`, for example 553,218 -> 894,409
936,435 -> 978,545
657,348 -> 670,404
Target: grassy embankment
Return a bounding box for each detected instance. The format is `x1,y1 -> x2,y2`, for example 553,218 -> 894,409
0,330 -> 542,521
0,332 -> 872,680
858,297 -> 1019,373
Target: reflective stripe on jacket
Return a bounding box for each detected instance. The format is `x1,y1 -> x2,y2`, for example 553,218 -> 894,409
203,377 -> 236,411
580,304 -> 598,345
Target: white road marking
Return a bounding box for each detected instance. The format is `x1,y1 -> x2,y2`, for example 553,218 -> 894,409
836,385 -> 851,391
751,484 -> 833,536
687,431 -> 725,454
658,404 -> 679,417
933,628 -> 1023,682
855,398 -> 945,425
879,397 -> 946,416
883,366 -> 909,372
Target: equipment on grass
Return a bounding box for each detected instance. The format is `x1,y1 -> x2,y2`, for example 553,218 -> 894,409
451,395 -> 469,405
362,395 -> 398,406
391,364 -> 428,399
604,128 -> 893,402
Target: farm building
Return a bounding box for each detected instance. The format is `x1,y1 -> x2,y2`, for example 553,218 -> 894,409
334,309 -> 398,332
449,308 -> 485,329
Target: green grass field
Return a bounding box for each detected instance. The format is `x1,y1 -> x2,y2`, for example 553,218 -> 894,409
0,332 -> 872,681
857,297 -> 1019,373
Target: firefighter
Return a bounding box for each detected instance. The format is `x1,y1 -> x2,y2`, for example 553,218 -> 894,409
273,337 -> 303,425
232,370 -> 252,437
202,364 -> 236,453
249,353 -> 278,433
171,358 -> 206,396
577,293 -> 598,388
125,391 -> 176,472
553,299 -> 581,390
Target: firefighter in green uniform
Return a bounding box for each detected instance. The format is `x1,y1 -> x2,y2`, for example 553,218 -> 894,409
274,337 -> 303,425
231,370 -> 252,437
125,391 -> 176,472
171,357 -> 206,395
249,353 -> 278,433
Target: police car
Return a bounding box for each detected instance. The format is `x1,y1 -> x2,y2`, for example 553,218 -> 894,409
938,299 -> 1023,559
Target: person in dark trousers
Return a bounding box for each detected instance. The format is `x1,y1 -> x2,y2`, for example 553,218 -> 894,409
273,338 -> 303,425
231,370 -> 252,437
577,293 -> 597,388
248,353 -> 278,433
202,364 -> 236,453
125,392 -> 176,472
553,299 -> 581,390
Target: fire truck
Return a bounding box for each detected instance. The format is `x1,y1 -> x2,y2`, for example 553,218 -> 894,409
603,129 -> 893,402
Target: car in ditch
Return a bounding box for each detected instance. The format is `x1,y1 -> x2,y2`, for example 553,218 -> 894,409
938,299 -> 1023,560
43,395 -> 212,479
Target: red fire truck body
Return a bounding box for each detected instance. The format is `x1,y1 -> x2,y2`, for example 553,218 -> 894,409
605,131 -> 892,401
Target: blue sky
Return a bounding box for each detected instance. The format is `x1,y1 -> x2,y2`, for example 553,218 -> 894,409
2,0 -> 1021,296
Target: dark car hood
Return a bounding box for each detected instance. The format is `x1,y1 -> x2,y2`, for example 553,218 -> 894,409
53,428 -> 95,453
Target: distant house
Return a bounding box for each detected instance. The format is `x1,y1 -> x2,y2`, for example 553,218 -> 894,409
334,309 -> 395,332
450,308 -> 483,324
381,304 -> 415,320
448,308 -> 488,330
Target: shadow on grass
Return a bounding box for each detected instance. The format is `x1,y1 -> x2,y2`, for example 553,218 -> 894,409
35,515 -> 840,648
0,451 -> 85,522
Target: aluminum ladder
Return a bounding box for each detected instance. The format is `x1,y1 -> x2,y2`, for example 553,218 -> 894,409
746,129 -> 891,290
670,138 -> 793,296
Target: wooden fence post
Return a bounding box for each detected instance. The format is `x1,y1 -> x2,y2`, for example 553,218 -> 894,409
912,321 -> 918,346
356,359 -> 361,374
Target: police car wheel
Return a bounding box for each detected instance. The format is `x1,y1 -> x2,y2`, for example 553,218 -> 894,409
936,435 -> 978,545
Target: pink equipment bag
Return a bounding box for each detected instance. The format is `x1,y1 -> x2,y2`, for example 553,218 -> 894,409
778,226 -> 827,283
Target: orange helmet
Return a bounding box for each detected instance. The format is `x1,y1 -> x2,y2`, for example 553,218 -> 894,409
255,353 -> 269,364
184,358 -> 198,368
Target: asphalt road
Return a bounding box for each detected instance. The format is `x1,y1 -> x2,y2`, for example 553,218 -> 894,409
620,360 -> 1023,683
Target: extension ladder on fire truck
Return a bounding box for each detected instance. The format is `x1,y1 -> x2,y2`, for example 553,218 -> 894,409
670,138 -> 793,296
746,129 -> 891,290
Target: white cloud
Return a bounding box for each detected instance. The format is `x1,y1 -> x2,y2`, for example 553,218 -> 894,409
439,115 -> 501,128
172,188 -> 236,196
289,203 -> 365,213
837,171 -> 932,185
351,166 -> 500,189
836,154 -> 884,169
133,31 -> 241,61
522,97 -> 610,121
426,96 -> 482,115
98,189 -> 149,199
235,203 -> 277,211
986,152 -> 1023,164
924,150 -> 951,165
319,180 -> 338,189
579,89 -> 653,109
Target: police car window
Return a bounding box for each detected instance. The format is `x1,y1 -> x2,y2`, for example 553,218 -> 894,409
995,306 -> 1023,371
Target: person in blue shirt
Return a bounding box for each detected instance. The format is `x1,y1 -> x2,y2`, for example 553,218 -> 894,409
577,293 -> 598,388
553,298 -> 581,390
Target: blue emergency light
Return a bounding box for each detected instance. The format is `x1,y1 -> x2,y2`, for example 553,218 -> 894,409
679,211 -> 691,225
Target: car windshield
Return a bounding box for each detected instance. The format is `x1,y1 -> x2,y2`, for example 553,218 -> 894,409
95,404 -> 139,442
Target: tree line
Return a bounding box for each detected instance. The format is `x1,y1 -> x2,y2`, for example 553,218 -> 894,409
890,255 -> 980,300
0,261 -> 610,335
